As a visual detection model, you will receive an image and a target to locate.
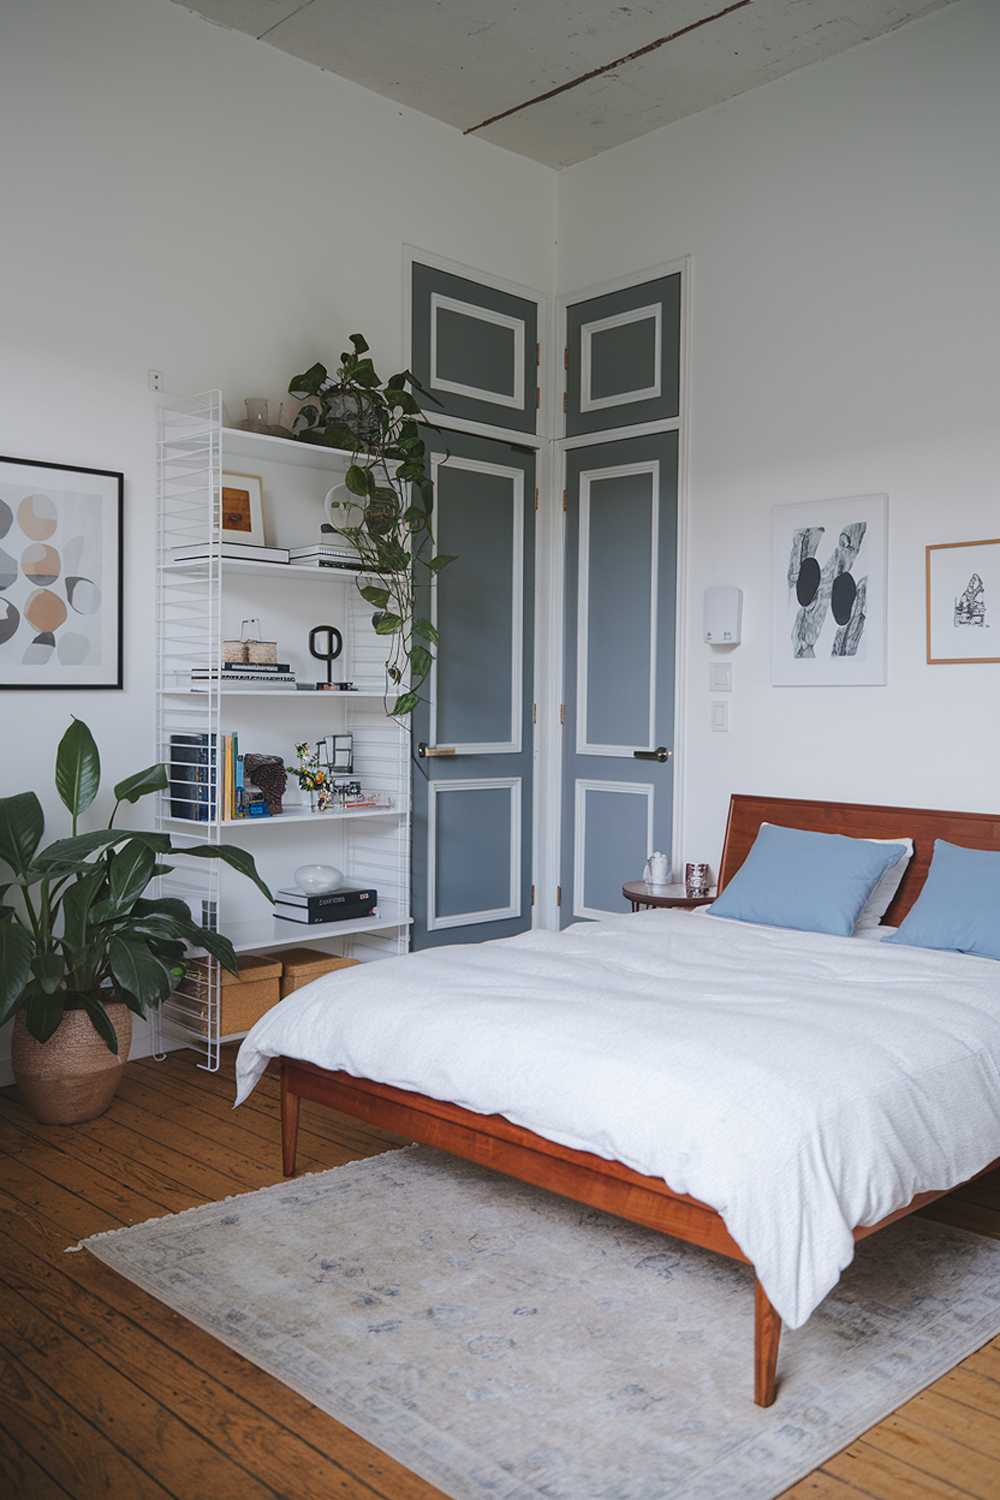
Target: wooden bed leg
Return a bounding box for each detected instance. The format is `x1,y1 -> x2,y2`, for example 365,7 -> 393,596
281,1065 -> 300,1177
754,1278 -> 781,1407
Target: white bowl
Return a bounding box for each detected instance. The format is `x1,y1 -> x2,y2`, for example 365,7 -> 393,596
294,863 -> 344,894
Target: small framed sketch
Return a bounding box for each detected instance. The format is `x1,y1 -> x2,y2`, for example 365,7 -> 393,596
926,538 -> 1000,664
771,493 -> 888,686
220,472 -> 265,545
0,455 -> 123,690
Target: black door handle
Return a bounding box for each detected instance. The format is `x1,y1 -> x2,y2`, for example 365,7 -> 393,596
633,746 -> 672,763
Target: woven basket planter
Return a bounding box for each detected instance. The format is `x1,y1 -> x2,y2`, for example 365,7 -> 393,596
12,1001 -> 133,1125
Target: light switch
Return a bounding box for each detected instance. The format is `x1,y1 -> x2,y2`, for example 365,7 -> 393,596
711,701 -> 729,733
709,662 -> 732,693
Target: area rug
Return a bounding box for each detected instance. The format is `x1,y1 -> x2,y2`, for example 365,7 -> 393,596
77,1147 -> 1000,1500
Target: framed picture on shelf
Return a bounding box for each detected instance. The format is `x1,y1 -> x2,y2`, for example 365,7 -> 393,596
0,454 -> 123,690
220,471 -> 265,546
771,493 -> 888,686
926,537 -> 1000,664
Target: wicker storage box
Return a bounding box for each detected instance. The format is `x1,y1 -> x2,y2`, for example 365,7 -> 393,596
280,948 -> 360,998
219,954 -> 282,1035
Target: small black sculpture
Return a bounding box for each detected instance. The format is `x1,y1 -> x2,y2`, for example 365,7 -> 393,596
309,624 -> 344,687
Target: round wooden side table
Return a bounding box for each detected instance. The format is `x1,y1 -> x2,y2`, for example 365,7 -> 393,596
623,880 -> 716,912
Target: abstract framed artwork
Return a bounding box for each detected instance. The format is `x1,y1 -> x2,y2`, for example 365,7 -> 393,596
926,538 -> 1000,665
220,471 -> 265,546
771,493 -> 888,686
0,455 -> 123,690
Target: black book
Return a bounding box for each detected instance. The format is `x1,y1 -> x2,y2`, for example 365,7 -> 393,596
169,733 -> 217,821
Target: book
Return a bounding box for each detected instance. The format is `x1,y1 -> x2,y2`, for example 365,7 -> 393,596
192,668 -> 295,681
171,542 -> 290,564
169,733 -> 217,821
274,887 -> 378,923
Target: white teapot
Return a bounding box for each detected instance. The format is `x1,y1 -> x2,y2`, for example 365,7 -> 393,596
643,851 -> 671,887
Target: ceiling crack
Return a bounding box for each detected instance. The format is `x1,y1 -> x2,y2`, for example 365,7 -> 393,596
463,0 -> 753,137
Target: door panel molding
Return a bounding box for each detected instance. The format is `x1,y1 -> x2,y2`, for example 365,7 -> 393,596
429,451 -> 525,756
580,303 -> 662,414
428,777 -> 522,931
573,778 -> 654,921
575,459 -> 660,759
430,293 -> 525,410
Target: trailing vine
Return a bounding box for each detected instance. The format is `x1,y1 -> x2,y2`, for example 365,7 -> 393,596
288,335 -> 454,719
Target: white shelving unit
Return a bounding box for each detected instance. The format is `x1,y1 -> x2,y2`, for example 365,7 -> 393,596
153,392 -> 411,1069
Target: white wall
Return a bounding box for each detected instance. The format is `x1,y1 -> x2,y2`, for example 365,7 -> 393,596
0,0 -> 554,1078
556,0 -> 1000,875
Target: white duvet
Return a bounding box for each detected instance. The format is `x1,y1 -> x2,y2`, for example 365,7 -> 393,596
235,911 -> 1000,1328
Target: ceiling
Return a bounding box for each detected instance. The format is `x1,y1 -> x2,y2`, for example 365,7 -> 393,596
174,0 -> 956,167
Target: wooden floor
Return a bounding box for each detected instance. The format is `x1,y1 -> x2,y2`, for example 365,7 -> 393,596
3,1052 -> 1000,1499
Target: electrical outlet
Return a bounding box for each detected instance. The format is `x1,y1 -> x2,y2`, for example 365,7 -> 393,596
147,369 -> 162,392
711,701 -> 729,733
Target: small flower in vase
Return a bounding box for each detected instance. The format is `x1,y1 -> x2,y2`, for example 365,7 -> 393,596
291,741 -> 331,813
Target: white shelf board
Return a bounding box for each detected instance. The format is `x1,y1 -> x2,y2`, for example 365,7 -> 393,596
161,687 -> 388,698
164,557 -> 370,582
222,427 -> 354,470
165,806 -> 402,829
228,907 -> 411,954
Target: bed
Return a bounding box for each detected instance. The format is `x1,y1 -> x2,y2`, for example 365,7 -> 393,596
235,795 -> 1000,1406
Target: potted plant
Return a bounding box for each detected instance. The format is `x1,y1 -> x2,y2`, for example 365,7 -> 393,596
0,719 -> 271,1124
288,334 -> 456,720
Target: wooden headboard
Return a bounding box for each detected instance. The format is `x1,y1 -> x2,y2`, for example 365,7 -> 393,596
718,795 -> 1000,925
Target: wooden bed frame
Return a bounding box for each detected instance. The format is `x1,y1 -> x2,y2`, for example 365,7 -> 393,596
279,794 -> 1000,1406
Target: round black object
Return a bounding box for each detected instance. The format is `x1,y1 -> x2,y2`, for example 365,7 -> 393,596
831,571 -> 857,626
795,556 -> 821,607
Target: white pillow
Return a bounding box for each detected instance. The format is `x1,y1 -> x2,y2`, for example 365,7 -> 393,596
855,839 -> 913,930
758,824 -> 913,932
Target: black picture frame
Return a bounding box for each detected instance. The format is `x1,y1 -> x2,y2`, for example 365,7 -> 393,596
0,454 -> 124,690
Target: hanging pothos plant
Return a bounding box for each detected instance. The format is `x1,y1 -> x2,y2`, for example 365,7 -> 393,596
288,335 -> 455,720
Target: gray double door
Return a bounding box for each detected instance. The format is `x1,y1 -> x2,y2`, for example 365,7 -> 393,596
412,429 -> 535,949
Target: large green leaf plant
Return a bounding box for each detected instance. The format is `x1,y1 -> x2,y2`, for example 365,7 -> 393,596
0,720 -> 272,1053
289,334 -> 456,720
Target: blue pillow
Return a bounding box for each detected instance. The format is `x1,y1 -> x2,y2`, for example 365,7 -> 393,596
707,824 -> 909,937
886,840 -> 1000,961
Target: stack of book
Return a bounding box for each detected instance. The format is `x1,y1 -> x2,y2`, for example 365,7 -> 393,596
191,662 -> 296,691
273,886 -> 378,925
169,733 -> 217,821
290,543 -> 363,571
221,733 -> 245,820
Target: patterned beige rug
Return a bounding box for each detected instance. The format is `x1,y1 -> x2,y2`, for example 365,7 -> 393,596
77,1147 -> 1000,1500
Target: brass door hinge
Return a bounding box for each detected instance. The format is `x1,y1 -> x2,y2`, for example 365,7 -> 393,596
560,703 -> 566,725
562,490 -> 568,513
531,883 -> 536,906
562,390 -> 567,412
563,348 -> 569,370
534,485 -> 539,511
556,884 -> 562,906
536,342 -> 541,367
532,702 -> 537,724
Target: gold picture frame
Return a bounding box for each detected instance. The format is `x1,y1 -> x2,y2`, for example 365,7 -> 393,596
926,537 -> 1000,664
220,471 -> 265,546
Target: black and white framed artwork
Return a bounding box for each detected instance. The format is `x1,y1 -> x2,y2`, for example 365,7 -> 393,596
0,455 -> 124,690
926,537 -> 999,664
771,493 -> 888,686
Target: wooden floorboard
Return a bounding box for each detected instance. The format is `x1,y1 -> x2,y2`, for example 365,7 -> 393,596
2,1048 -> 999,1499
